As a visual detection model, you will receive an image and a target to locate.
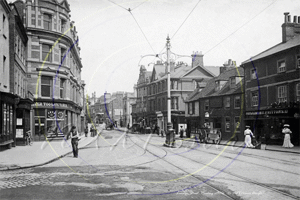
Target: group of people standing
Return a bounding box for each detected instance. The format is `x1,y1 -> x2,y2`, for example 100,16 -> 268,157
244,124 -> 294,148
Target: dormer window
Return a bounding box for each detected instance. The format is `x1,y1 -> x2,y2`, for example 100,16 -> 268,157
230,77 -> 236,88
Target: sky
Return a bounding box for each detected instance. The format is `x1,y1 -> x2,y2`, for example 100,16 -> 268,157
66,0 -> 299,96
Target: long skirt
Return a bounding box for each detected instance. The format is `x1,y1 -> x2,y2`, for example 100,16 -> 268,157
282,134 -> 294,148
244,135 -> 254,148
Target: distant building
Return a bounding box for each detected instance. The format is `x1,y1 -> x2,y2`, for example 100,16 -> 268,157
241,12 -> 300,146
134,52 -> 218,133
123,90 -> 137,127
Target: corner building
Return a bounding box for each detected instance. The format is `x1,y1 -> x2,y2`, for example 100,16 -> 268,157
15,0 -> 84,140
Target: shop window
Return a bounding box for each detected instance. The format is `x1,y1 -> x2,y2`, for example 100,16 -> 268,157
42,44 -> 52,62
234,96 -> 241,109
234,116 -> 241,132
297,83 -> 300,101
43,13 -> 52,30
278,85 -> 287,103
204,99 -> 209,111
277,59 -> 286,73
224,96 -> 230,108
251,92 -> 259,107
41,76 -> 52,97
225,117 -> 230,132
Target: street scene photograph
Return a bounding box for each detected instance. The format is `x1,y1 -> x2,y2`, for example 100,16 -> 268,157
0,0 -> 300,199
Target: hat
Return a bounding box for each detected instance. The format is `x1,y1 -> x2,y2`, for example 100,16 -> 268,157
245,125 -> 250,128
283,124 -> 290,128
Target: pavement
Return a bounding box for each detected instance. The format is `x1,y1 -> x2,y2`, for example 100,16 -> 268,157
0,126 -> 299,171
0,124 -> 106,171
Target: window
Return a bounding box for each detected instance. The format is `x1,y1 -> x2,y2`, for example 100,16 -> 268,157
251,92 -> 259,106
171,97 -> 178,110
278,60 -> 286,73
60,79 -> 65,98
171,80 -> 178,90
204,99 -> 209,111
42,44 -> 52,62
188,102 -> 194,114
278,85 -> 287,103
297,83 -> 300,101
158,99 -> 161,110
43,13 -> 52,30
234,96 -> 241,109
60,48 -> 66,65
41,76 -> 52,97
230,77 -> 236,87
297,55 -> 300,68
251,69 -> 257,79
224,97 -> 230,108
61,18 -> 66,32
225,117 -> 230,132
234,117 -> 241,132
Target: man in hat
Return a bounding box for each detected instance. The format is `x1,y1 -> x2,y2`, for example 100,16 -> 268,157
244,125 -> 255,148
282,124 -> 293,148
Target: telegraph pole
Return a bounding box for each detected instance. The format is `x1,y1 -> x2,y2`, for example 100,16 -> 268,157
166,35 -> 171,124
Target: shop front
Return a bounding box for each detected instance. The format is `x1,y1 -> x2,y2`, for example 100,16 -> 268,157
33,101 -> 82,141
245,108 -> 300,146
0,92 -> 17,149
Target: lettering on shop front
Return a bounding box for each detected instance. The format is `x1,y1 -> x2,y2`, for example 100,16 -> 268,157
35,102 -> 68,108
246,109 -> 288,116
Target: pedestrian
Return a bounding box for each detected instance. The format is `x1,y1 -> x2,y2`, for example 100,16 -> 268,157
84,125 -> 88,137
244,125 -> 254,148
180,126 -> 184,138
70,126 -> 80,158
282,124 -> 294,148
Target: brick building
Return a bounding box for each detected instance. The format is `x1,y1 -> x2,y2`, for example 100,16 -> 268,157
241,12 -> 300,146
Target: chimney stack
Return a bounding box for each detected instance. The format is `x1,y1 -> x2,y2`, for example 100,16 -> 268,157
282,12 -> 300,43
191,51 -> 204,68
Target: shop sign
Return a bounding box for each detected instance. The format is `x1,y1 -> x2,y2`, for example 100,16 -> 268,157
35,102 -> 68,108
47,110 -> 65,120
246,109 -> 288,116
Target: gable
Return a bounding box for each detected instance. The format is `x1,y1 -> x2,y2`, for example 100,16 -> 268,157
59,0 -> 70,12
183,66 -> 214,79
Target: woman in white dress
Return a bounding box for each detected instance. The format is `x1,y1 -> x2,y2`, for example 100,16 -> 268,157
244,125 -> 255,148
282,124 -> 294,148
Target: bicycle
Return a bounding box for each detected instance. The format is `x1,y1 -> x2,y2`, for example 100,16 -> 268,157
26,131 -> 33,146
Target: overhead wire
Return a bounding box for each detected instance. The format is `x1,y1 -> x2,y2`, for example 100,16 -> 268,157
204,0 -> 278,56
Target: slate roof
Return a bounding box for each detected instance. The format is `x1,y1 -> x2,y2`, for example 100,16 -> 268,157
186,67 -> 244,102
242,36 -> 300,64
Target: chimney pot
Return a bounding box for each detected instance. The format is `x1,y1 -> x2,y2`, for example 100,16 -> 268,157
298,16 -> 300,23
288,15 -> 291,22
284,12 -> 290,23
294,16 -> 297,23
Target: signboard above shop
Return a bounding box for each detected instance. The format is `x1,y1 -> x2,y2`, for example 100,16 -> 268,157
246,109 -> 288,116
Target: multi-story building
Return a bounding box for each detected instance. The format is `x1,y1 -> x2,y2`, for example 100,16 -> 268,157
135,52 -> 218,133
15,0 -> 85,140
123,90 -> 137,128
0,0 -> 15,149
185,60 -> 245,141
241,12 -> 300,146
9,2 -> 34,146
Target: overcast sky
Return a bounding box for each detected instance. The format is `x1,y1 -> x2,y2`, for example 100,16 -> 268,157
67,0 -> 299,96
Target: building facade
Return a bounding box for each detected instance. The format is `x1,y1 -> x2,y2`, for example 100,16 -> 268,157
122,91 -> 136,128
134,52 -> 217,134
185,61 -> 245,141
15,0 -> 85,140
241,12 -> 300,146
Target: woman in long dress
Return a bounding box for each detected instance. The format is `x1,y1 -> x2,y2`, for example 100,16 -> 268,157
244,125 -> 255,148
282,124 -> 294,148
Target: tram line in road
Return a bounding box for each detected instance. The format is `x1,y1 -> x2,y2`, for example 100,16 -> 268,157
131,133 -> 300,199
